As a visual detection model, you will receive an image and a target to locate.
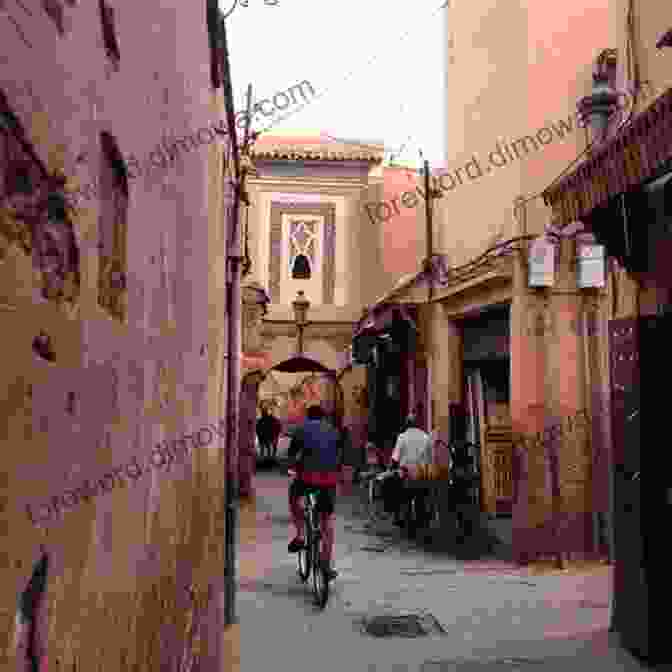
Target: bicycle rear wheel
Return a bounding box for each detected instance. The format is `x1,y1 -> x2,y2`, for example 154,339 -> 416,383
297,519 -> 311,582
311,533 -> 329,609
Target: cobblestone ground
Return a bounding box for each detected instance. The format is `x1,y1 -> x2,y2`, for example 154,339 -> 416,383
235,472 -> 647,672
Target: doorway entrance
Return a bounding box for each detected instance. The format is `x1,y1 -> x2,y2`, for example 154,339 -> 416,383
239,356 -> 345,480
461,306 -> 512,518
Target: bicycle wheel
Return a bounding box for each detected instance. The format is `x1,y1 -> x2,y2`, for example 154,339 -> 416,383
311,531 -> 329,609
297,518 -> 311,582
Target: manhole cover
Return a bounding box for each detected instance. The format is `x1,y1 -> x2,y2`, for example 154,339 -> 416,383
362,613 -> 444,638
421,657 -> 545,670
344,525 -> 369,535
400,568 -> 459,576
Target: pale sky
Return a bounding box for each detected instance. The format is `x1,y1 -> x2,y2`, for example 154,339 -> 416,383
223,0 -> 447,168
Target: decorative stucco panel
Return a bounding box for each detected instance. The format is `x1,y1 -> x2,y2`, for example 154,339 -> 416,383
268,201 -> 335,304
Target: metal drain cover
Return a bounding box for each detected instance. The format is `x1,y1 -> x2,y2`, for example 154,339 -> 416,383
344,525 -> 369,535
400,568 -> 459,576
362,613 -> 444,638
421,657 -> 545,671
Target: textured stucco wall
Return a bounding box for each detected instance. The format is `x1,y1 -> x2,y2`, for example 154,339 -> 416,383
0,3 -> 232,670
431,0 -> 620,561
377,166 -> 425,278
439,0 -> 618,254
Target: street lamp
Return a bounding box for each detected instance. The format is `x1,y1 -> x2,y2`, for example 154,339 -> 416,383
418,153 -> 443,301
292,290 -> 310,356
656,28 -> 672,49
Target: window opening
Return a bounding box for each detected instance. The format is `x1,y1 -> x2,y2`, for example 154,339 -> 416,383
99,0 -> 120,65
33,331 -> 55,361
1,91 -> 79,300
1,89 -> 48,198
292,253 -> 311,279
43,0 -> 65,35
98,132 -> 128,320
288,219 -> 317,279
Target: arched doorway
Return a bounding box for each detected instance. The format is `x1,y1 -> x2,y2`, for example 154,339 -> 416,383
286,371 -> 345,427
267,355 -> 344,428
238,356 -> 345,495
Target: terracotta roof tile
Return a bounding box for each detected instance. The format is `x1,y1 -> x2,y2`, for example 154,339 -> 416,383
250,136 -> 383,162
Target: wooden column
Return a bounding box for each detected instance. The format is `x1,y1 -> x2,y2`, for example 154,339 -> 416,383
427,302 -> 462,466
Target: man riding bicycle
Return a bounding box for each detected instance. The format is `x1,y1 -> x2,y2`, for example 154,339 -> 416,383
287,405 -> 342,581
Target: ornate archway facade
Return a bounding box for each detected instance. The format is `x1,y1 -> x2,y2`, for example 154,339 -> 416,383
238,136 -> 388,497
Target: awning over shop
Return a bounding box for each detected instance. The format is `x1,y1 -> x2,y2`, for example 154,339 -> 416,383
352,303 -> 418,365
543,87 -> 672,227
270,356 -> 333,374
353,302 -> 418,339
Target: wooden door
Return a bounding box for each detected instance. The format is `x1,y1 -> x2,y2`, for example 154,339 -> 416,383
485,424 -> 514,515
467,369 -> 494,513
610,317 -> 647,659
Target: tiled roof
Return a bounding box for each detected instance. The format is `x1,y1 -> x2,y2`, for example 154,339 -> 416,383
543,85 -> 672,226
250,136 -> 383,162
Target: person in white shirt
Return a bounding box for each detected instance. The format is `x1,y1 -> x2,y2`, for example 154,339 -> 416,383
392,416 -> 433,469
383,415 -> 433,534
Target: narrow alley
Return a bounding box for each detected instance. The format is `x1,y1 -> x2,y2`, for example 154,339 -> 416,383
237,471 -> 634,672
3,1 -> 672,669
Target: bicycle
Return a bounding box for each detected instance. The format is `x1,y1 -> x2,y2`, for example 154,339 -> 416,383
358,465 -> 388,523
289,470 -> 330,609
447,440 -> 480,539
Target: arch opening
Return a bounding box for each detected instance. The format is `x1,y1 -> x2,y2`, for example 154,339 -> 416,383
291,253 -> 311,279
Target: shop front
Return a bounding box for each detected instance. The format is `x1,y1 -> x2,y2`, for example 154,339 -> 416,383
357,236 -> 610,564
543,84 -> 672,665
352,305 -> 420,460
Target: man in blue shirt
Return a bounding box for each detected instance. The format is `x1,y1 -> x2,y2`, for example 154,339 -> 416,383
287,405 -> 343,581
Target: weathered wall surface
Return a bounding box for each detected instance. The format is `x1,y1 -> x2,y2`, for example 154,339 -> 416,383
376,166 -> 425,280
431,0 -> 620,561
0,2 -> 232,669
439,0 -> 616,254
338,365 -> 368,461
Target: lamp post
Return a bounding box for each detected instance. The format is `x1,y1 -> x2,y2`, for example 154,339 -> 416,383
418,154 -> 443,303
292,290 -> 310,356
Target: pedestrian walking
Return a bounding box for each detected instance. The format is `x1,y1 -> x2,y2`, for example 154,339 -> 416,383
269,412 -> 282,460
256,406 -> 280,460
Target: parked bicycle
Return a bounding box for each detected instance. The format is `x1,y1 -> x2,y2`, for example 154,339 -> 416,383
448,440 -> 480,539
289,469 -> 330,609
362,465 -> 429,534
358,464 -> 388,523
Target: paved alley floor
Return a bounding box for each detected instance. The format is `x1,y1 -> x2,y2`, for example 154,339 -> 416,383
236,471 -> 648,672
